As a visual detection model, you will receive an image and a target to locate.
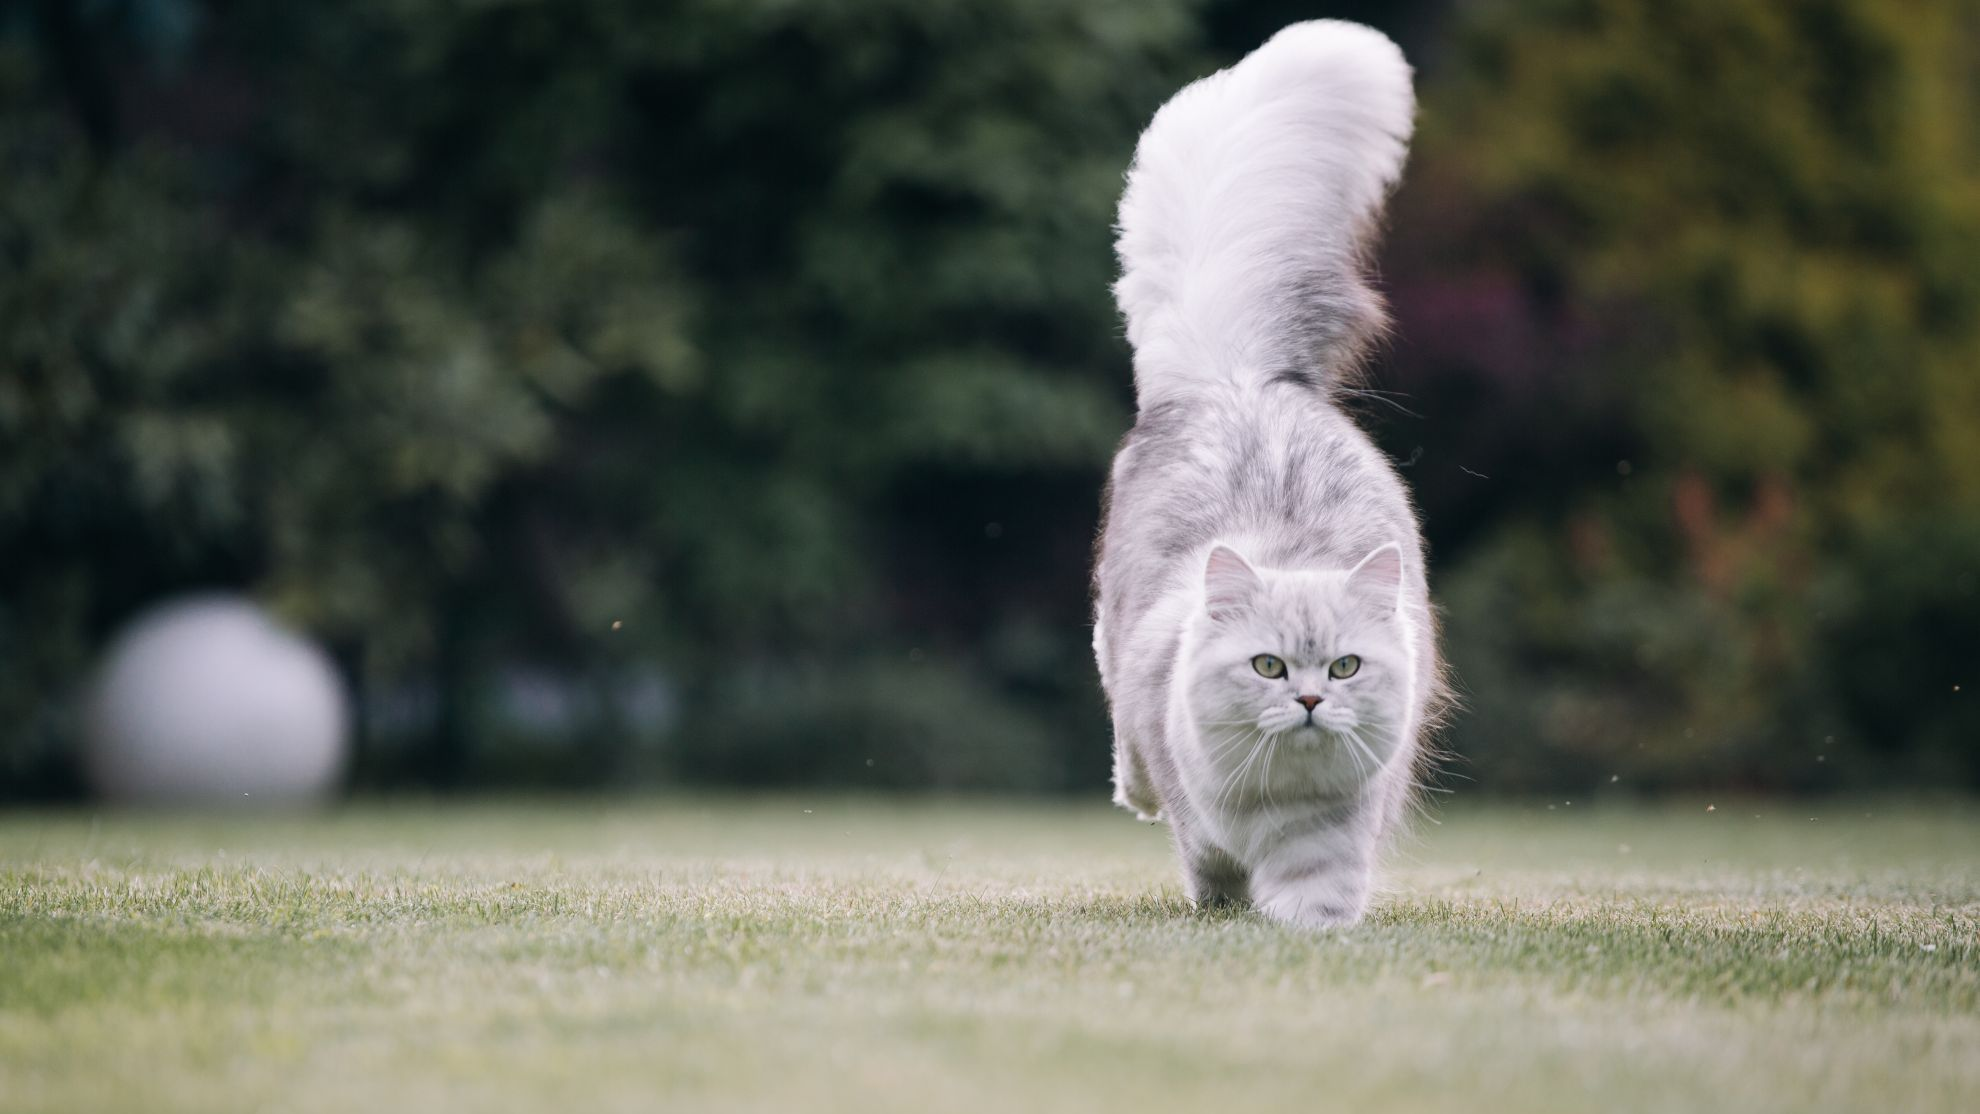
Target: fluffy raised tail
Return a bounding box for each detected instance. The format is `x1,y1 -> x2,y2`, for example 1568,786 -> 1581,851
1114,21 -> 1415,406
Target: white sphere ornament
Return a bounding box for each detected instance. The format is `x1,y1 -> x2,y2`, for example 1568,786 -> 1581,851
83,596 -> 350,805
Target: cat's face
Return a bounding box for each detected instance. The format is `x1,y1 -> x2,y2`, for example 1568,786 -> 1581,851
1182,544 -> 1412,791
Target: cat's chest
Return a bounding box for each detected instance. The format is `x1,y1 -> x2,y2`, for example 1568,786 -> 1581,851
1175,743 -> 1337,856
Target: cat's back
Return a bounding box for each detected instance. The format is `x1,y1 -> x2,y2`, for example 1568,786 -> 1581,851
1099,382 -> 1417,634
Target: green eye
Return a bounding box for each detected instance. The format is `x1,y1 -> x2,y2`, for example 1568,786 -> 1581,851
1328,655 -> 1361,680
1251,654 -> 1287,679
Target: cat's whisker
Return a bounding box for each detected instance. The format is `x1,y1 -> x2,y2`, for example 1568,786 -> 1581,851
1210,745 -> 1251,812
1202,725 -> 1262,759
1259,730 -> 1283,812
1216,730 -> 1273,812
1334,726 -> 1370,782
1344,726 -> 1385,781
1221,735 -> 1269,809
1336,386 -> 1424,419
1329,723 -> 1366,780
1206,728 -> 1257,791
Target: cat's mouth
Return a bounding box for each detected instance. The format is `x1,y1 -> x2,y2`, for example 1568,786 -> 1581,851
1284,721 -> 1338,744
1283,719 -> 1372,753
1246,714 -> 1375,761
1275,720 -> 1354,736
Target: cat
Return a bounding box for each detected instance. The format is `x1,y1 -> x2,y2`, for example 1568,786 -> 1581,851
1093,20 -> 1444,929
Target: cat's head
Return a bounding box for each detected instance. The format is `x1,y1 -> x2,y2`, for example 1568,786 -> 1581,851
1181,543 -> 1413,785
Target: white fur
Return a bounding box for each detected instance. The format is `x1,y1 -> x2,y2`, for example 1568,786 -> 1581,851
1114,20 -> 1414,404
1094,22 -> 1436,931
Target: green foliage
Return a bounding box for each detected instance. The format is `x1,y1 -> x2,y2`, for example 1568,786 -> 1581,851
1423,0 -> 1980,789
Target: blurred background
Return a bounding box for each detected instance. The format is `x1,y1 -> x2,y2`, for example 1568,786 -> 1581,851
2,0 -> 1975,804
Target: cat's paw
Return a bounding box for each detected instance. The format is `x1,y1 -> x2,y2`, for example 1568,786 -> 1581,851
1191,890 -> 1246,913
1113,786 -> 1162,822
1185,854 -> 1252,910
1255,886 -> 1366,931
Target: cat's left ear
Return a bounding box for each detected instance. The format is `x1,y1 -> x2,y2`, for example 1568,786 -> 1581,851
1346,542 -> 1406,615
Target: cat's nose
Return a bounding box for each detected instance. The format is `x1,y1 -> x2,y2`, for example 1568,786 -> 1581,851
1296,695 -> 1321,712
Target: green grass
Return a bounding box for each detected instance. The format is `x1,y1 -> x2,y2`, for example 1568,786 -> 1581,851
2,798 -> 1975,1113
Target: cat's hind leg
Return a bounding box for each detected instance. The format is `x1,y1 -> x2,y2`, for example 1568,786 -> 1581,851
1111,737 -> 1162,821
1099,616 -> 1162,821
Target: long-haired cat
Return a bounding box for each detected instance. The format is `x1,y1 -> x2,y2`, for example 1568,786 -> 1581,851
1093,21 -> 1443,929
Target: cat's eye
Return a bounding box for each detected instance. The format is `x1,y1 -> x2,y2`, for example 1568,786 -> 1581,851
1251,654 -> 1287,679
1328,655 -> 1361,680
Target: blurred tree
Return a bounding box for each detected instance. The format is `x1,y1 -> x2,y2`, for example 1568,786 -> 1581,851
0,0 -> 1205,795
1410,0 -> 1980,790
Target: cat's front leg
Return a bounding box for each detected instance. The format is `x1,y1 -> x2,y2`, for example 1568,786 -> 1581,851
1175,822 -> 1251,909
1185,851 -> 1252,910
1251,841 -> 1373,930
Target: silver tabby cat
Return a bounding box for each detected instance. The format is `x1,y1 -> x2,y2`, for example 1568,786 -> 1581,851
1093,21 -> 1445,929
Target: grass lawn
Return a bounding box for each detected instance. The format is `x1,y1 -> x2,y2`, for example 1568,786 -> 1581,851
2,797 -> 1975,1113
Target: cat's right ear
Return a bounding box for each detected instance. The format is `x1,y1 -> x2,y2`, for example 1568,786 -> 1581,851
1204,546 -> 1262,623
1346,541 -> 1406,616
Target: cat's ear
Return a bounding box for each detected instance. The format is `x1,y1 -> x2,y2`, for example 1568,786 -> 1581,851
1346,542 -> 1405,615
1204,545 -> 1263,622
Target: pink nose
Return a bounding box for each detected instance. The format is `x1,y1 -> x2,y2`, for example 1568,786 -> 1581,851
1296,695 -> 1321,712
